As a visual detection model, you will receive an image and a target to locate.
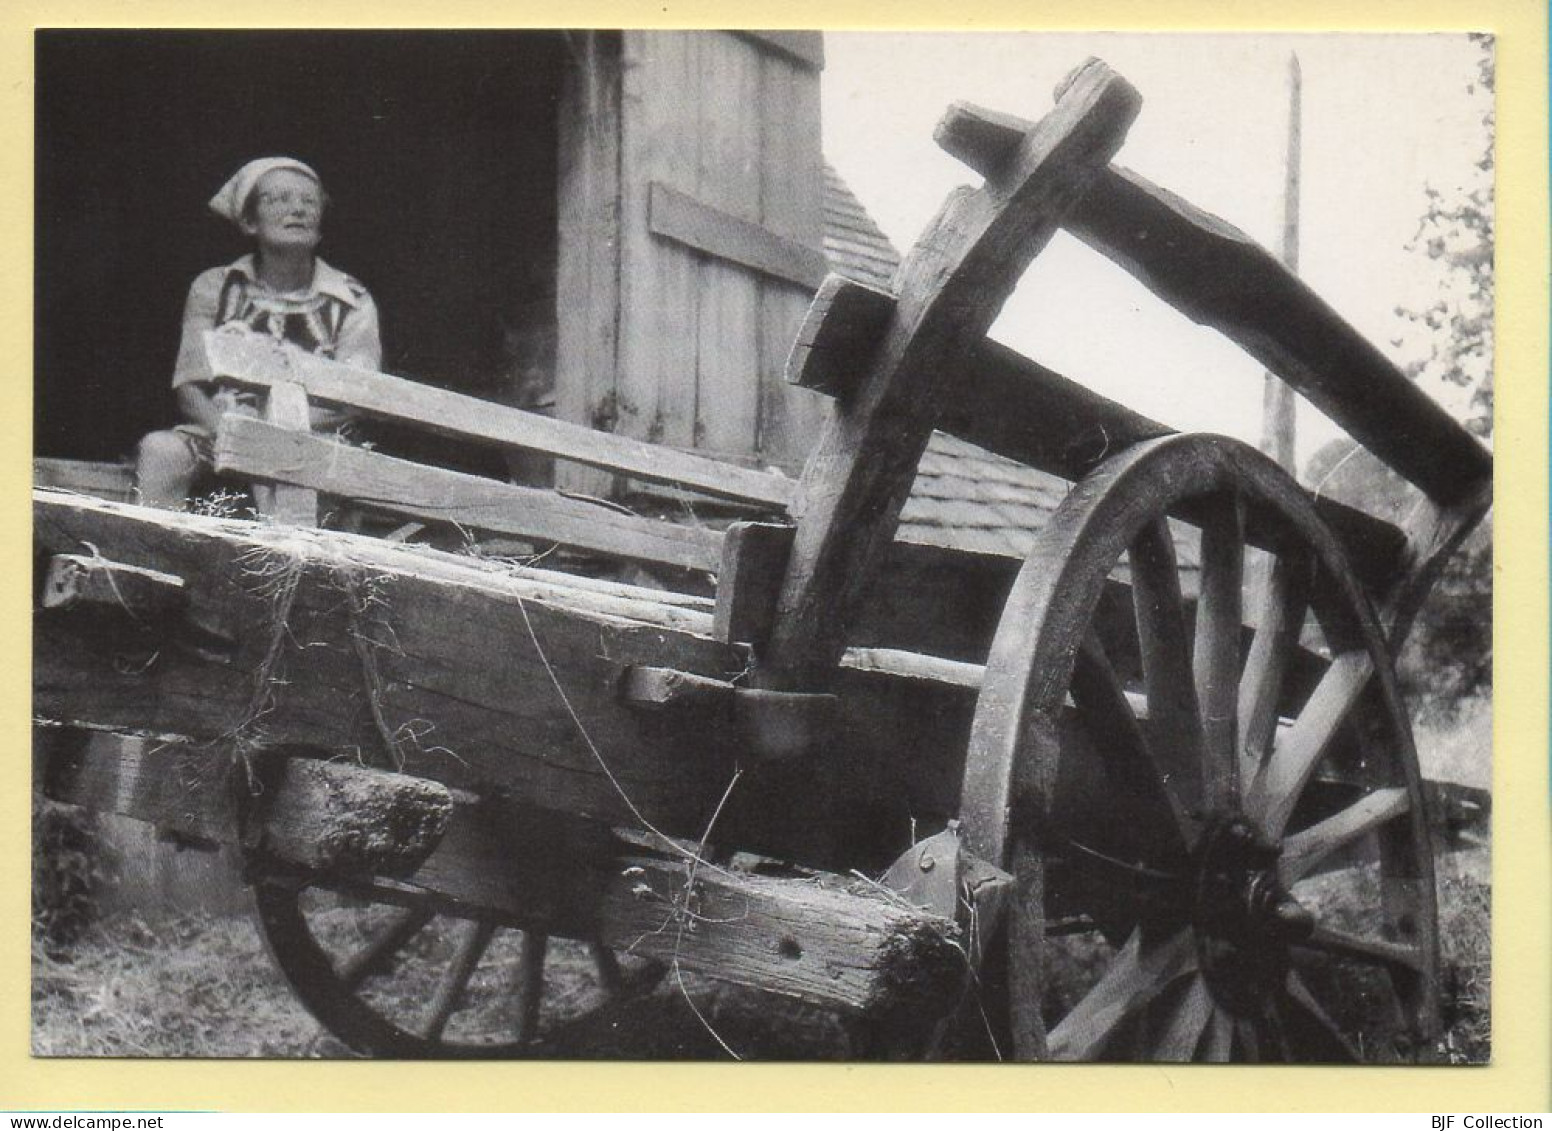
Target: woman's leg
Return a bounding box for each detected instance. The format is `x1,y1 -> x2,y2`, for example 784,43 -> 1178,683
134,430 -> 205,508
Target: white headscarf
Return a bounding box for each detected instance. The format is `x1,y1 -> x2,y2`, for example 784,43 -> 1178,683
208,157 -> 321,226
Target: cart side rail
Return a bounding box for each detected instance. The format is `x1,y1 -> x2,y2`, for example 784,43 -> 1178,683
202,330 -> 795,512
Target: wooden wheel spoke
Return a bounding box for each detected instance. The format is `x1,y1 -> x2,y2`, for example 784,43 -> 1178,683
1071,633 -> 1192,851
1193,493 -> 1245,808
1047,929 -> 1196,1059
1296,924 -> 1427,974
421,919 -> 497,1041
1247,650 -> 1374,838
1007,839 -> 1049,1061
590,942 -> 621,994
1233,1017 -> 1261,1062
1280,971 -> 1363,1062
1202,1008 -> 1235,1062
1153,974 -> 1216,1061
1279,786 -> 1410,883
339,906 -> 436,991
513,932 -> 550,1042
1238,548 -> 1314,783
1129,518 -> 1208,817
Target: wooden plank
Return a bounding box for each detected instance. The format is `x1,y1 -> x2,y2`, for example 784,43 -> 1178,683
649,182 -> 828,290
759,61 -> 1144,690
692,32 -> 764,459
618,33 -> 700,455
33,458 -> 136,502
756,43 -> 830,470
732,30 -> 824,71
37,727 -> 453,875
213,417 -> 724,572
936,102 -> 1492,506
255,379 -> 319,526
555,31 -> 624,498
41,553 -> 187,616
204,333 -> 793,510
713,521 -> 795,645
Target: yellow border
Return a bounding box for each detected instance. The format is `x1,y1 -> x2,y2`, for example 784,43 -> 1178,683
5,0 -> 1546,1113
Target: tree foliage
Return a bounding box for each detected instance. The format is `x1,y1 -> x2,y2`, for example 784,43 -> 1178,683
1389,34 -> 1494,439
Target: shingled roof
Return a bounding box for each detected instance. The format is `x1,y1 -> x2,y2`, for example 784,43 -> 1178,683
822,163 -> 1076,561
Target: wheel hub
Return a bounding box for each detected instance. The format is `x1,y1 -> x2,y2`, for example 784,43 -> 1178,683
1192,815 -> 1313,1016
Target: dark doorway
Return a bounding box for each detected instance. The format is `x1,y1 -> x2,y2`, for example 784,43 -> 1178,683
36,30 -> 564,462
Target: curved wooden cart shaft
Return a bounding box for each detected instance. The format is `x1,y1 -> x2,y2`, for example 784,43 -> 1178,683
34,58 -> 1491,1060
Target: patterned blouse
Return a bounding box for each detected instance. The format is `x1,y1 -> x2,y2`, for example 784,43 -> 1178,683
171,254 -> 381,391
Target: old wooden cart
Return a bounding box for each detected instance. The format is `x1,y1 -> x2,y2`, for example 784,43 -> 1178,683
34,61 -> 1492,1061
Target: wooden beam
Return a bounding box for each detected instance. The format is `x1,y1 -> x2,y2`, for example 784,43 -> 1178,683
793,312 -> 1404,597
37,718 -> 964,1022
648,180 -> 828,290
33,458 -> 136,502
41,553 -> 187,617
936,102 -> 1491,506
203,333 -> 793,511
713,521 -> 795,645
618,665 -> 735,713
759,60 -> 1144,690
349,795 -> 963,1021
35,490 -> 748,835
36,727 -> 453,876
1070,168 -> 1491,506
213,417 -> 724,572
732,30 -> 824,71
785,274 -> 897,397
255,380 -> 319,526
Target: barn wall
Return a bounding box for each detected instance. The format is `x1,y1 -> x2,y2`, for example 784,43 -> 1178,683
555,30 -> 829,495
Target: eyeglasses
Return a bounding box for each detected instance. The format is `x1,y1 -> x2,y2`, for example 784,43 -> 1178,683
254,190 -> 323,212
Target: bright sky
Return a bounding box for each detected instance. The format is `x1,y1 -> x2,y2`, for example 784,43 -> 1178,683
821,33 -> 1490,466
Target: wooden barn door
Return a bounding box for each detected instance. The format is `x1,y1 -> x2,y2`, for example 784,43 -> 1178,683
555,31 -> 828,496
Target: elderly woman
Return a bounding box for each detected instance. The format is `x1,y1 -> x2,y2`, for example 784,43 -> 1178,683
135,157 -> 382,507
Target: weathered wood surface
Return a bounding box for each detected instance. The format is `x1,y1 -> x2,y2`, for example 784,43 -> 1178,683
935,101 -> 1492,507
732,30 -> 824,71
649,180 -> 828,291
1067,166 -> 1492,507
33,490 -> 986,862
213,416 -> 724,572
204,332 -> 793,510
755,41 -> 831,471
256,379 -> 319,526
38,725 -> 965,1020
759,63 -> 1143,690
713,521 -> 795,645
41,553 -> 186,617
35,490 -> 746,833
37,726 -> 453,875
788,278 -> 1406,596
555,31 -> 624,498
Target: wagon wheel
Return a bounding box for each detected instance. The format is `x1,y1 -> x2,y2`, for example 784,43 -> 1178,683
251,835 -> 662,1058
958,433 -> 1438,1062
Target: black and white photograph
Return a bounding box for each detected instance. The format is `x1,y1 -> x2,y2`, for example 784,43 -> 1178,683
31,29 -> 1493,1064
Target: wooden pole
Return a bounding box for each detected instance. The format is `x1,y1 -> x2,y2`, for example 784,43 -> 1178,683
1261,53 -> 1301,471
